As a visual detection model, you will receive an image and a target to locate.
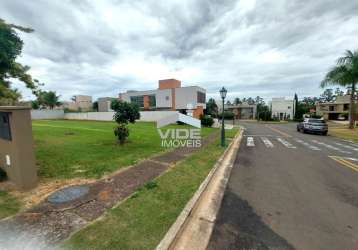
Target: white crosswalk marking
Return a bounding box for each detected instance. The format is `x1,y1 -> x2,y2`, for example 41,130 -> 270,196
334,142 -> 358,151
277,138 -> 296,148
247,137 -> 255,147
311,140 -> 351,154
294,138 -> 321,151
261,137 -> 274,148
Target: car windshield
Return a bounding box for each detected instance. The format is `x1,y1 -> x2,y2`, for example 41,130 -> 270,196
308,119 -> 325,123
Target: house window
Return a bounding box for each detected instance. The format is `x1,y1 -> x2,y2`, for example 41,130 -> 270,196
197,92 -> 206,103
344,104 -> 349,111
149,95 -> 156,107
0,112 -> 11,141
329,105 -> 335,111
130,96 -> 144,107
165,96 -> 169,101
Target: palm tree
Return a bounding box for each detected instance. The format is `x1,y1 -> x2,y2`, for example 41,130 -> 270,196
321,50 -> 358,129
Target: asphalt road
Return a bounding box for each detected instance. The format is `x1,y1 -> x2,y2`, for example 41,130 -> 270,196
208,121 -> 358,250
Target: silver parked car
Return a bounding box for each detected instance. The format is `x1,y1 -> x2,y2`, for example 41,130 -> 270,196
297,118 -> 328,135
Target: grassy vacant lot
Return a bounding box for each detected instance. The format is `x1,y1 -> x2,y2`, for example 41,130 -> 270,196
329,127 -> 358,142
0,190 -> 21,219
33,120 -> 216,179
62,128 -> 239,250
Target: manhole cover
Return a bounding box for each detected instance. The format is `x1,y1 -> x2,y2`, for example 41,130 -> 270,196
48,185 -> 89,204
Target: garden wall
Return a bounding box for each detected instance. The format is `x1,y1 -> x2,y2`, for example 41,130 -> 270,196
31,110 -> 65,120
31,110 -> 179,122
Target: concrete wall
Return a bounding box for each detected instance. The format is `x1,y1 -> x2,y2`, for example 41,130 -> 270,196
30,110 -> 179,122
31,110 -> 65,120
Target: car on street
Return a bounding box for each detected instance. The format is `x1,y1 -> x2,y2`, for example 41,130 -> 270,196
297,118 -> 328,135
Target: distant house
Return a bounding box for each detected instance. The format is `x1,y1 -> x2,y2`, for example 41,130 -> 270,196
63,95 -> 93,112
316,95 -> 357,120
225,103 -> 257,120
118,79 -> 206,118
97,97 -> 116,112
271,97 -> 294,120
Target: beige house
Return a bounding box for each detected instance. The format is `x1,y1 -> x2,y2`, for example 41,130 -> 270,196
63,95 -> 93,112
316,95 -> 357,120
225,103 -> 257,119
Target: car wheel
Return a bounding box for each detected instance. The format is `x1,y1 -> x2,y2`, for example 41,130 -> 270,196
322,131 -> 328,136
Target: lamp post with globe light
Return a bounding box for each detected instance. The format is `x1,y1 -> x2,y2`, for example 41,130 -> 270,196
220,87 -> 227,147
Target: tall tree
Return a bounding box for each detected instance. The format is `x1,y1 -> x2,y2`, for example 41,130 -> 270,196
0,18 -> 41,105
320,89 -> 335,102
205,98 -> 218,117
234,97 -> 242,105
38,91 -> 61,109
321,50 -> 358,129
334,87 -> 344,97
294,93 -> 299,119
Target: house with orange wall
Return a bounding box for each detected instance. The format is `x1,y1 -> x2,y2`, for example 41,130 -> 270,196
118,79 -> 206,118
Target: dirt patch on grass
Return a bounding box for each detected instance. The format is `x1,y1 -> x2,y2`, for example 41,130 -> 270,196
0,178 -> 96,210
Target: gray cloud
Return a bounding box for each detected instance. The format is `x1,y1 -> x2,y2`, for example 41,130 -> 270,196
1,0 -> 358,102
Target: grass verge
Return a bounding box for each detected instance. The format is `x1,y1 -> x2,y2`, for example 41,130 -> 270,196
329,127 -> 358,142
33,120 -> 216,179
61,128 -> 239,250
0,190 -> 21,220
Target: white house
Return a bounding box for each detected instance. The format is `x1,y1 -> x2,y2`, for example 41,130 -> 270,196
271,97 -> 295,120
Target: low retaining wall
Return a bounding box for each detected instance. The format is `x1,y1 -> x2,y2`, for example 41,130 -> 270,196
31,110 -> 65,120
31,110 -> 179,122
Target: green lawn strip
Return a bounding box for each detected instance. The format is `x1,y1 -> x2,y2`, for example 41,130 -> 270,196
61,130 -> 238,250
329,128 -> 358,142
32,120 -> 216,179
0,190 -> 21,219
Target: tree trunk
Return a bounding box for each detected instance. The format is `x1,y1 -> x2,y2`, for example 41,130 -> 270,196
349,82 -> 356,129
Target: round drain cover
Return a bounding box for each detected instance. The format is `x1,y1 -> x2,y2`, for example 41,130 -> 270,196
48,185 -> 89,204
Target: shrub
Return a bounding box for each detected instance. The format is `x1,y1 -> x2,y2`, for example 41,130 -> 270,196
114,124 -> 129,144
217,111 -> 235,120
200,115 -> 214,127
111,100 -> 140,144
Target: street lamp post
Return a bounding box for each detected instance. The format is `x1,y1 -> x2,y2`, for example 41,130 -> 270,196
220,87 -> 227,147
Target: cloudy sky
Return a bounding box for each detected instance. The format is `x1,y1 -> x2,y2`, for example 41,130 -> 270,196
1,0 -> 358,102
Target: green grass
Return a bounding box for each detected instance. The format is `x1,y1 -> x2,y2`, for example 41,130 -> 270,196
329,127 -> 358,142
0,190 -> 21,219
33,120 -> 216,179
61,129 -> 238,250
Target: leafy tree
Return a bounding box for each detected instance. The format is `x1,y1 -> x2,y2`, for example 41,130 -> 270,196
321,50 -> 358,128
111,100 -> 140,144
205,98 -> 218,117
319,89 -> 335,102
234,97 -> 242,105
93,101 -> 98,111
0,18 -> 41,105
38,91 -> 61,109
31,100 -> 39,109
334,87 -> 344,97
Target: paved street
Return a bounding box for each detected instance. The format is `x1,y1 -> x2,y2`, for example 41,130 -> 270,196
208,121 -> 358,250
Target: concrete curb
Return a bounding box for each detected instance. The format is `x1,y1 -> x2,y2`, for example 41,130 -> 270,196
156,129 -> 244,250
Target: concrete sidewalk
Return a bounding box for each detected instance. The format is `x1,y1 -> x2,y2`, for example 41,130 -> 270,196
157,130 -> 243,250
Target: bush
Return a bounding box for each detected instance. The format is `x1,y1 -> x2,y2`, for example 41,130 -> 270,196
114,124 -> 129,144
217,111 -> 235,120
200,115 -> 214,127
111,100 -> 140,144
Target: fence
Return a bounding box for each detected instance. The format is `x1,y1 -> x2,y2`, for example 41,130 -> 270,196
31,110 -> 179,122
